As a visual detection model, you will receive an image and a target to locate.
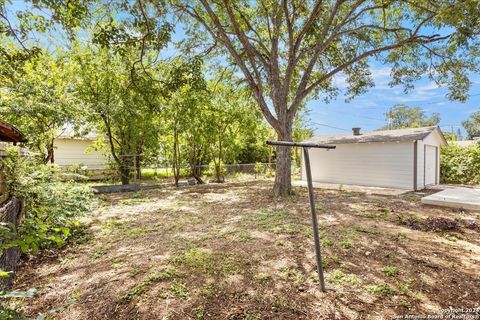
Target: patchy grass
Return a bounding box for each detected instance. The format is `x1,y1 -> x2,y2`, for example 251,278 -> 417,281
120,267 -> 180,301
172,247 -> 214,272
169,281 -> 189,298
381,266 -> 399,277
330,269 -> 360,287
254,272 -> 272,282
10,179 -> 480,319
339,240 -> 353,249
365,284 -> 395,296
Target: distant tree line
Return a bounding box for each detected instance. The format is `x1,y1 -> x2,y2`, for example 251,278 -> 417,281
380,104 -> 480,141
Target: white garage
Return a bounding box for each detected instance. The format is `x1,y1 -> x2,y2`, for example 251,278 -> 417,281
301,126 -> 447,190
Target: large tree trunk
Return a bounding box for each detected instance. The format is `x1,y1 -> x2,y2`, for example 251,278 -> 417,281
44,139 -> 55,164
273,126 -> 293,196
191,164 -> 204,184
120,166 -> 130,185
119,156 -> 130,185
0,197 -> 25,290
214,140 -> 225,183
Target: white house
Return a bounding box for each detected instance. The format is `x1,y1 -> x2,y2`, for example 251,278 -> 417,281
53,129 -> 108,170
301,126 -> 447,190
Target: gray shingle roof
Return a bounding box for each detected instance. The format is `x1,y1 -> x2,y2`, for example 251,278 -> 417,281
56,126 -> 98,140
304,126 -> 443,144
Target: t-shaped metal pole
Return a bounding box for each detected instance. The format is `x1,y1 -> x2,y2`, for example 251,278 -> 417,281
266,140 -> 335,292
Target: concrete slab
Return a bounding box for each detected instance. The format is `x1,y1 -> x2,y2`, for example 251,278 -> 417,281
292,180 -> 408,196
421,188 -> 480,211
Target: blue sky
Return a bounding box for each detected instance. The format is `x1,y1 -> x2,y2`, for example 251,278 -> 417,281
307,65 -> 480,137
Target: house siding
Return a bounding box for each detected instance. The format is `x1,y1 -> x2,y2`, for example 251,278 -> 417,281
302,141 -> 414,189
53,138 -> 108,170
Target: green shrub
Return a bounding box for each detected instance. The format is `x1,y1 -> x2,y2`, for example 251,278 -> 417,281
1,147 -> 94,254
254,162 -> 264,178
206,160 -> 226,181
440,144 -> 480,184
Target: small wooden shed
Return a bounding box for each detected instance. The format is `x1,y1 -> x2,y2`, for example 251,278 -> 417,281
301,126 -> 447,190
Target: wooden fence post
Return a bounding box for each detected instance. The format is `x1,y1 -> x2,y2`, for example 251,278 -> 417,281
0,197 -> 25,290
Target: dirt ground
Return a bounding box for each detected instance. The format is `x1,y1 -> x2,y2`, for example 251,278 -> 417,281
11,179 -> 480,319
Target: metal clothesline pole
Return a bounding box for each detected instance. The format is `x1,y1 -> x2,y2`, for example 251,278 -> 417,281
266,140 -> 336,292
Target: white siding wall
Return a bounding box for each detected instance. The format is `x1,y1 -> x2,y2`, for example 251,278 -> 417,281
54,139 -> 108,170
302,141 -> 414,189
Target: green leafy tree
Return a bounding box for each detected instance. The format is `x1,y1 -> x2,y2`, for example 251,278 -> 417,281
382,105 -> 440,130
206,73 -> 267,182
0,0 -> 90,78
164,80 -> 209,185
73,44 -> 161,185
462,111 -> 480,140
443,132 -> 458,142
170,0 -> 480,195
0,50 -> 83,163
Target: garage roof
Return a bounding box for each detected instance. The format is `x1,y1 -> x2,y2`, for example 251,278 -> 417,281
0,119 -> 27,143
304,126 -> 446,145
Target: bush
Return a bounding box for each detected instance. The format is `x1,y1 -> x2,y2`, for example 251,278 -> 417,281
440,143 -> 480,184
206,161 -> 226,181
1,147 -> 94,254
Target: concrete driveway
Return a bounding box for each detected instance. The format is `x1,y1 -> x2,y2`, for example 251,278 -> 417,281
421,187 -> 480,211
292,180 -> 408,196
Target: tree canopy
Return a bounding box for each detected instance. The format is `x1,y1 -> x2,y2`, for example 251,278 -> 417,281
381,105 -> 440,130
462,111 -> 480,140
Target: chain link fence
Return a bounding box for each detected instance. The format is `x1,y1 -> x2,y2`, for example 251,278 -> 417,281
58,162 -> 277,181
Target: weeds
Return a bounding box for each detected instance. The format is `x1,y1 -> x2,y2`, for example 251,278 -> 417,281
279,267 -> 305,285
238,231 -> 253,242
321,238 -> 333,247
120,267 -> 179,301
192,306 -> 205,319
255,272 -> 272,281
255,209 -> 289,231
170,281 -> 189,298
339,240 -> 352,249
365,284 -> 394,296
352,225 -> 380,235
172,247 -> 214,271
381,266 -> 399,277
396,279 -> 415,295
330,269 -> 360,287
129,267 -> 142,278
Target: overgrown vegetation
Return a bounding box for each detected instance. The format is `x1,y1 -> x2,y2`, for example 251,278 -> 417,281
440,143 -> 480,184
1,147 -> 94,253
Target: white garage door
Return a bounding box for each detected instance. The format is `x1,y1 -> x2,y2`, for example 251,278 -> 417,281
424,145 -> 437,186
